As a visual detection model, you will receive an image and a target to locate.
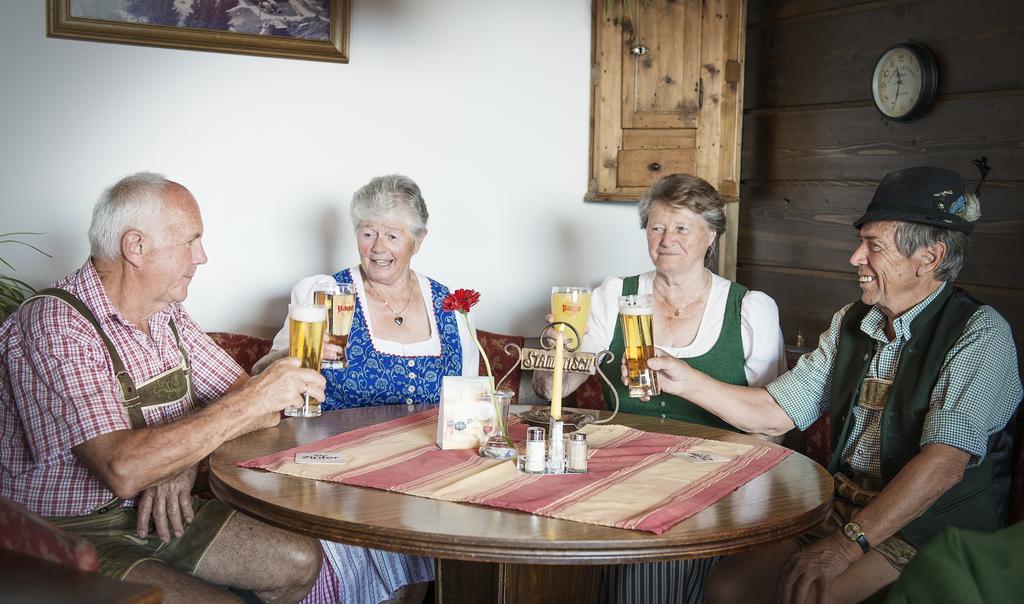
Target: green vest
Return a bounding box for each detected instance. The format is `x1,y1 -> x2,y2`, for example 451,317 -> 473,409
829,286 -> 1014,548
601,275 -> 747,430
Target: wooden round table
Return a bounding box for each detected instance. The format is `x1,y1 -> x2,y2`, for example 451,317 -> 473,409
210,405 -> 832,602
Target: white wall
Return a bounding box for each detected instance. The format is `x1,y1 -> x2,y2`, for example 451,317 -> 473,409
0,0 -> 652,337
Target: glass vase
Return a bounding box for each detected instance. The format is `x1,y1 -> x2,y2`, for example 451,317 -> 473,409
478,390 -> 516,460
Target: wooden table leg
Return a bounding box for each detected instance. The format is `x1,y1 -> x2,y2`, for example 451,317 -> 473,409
435,559 -> 602,603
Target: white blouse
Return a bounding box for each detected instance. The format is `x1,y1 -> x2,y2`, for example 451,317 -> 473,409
268,268 -> 479,377
582,271 -> 787,387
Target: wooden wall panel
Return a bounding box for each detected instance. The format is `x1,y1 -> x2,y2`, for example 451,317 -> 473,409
739,0 -> 1024,366
747,0 -> 872,24
746,0 -> 1024,108
741,92 -> 1024,182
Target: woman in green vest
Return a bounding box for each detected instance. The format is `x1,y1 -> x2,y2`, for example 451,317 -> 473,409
535,173 -> 786,426
534,173 -> 787,603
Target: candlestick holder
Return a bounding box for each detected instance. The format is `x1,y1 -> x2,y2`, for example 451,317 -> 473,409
493,321 -> 620,426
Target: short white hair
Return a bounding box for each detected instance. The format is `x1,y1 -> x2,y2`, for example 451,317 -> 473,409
350,175 -> 428,238
88,172 -> 171,261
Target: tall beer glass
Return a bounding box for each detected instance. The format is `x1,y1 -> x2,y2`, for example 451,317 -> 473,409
286,303 -> 327,417
551,286 -> 592,349
618,294 -> 659,398
313,282 -> 356,369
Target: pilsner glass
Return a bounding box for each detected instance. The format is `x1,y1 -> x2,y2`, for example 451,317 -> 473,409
313,282 -> 356,369
551,286 -> 592,349
286,303 -> 327,417
618,294 -> 659,398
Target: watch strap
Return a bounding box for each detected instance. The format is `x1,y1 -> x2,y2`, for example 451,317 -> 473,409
843,522 -> 870,553
852,532 -> 870,553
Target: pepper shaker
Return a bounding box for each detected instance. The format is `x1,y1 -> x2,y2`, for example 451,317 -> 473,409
567,432 -> 588,473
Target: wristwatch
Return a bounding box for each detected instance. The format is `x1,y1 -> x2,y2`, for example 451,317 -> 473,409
843,521 -> 870,553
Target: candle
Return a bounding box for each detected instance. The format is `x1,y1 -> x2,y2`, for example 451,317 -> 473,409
550,327 -> 565,420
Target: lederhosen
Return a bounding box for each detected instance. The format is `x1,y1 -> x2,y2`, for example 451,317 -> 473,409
26,288 -> 197,513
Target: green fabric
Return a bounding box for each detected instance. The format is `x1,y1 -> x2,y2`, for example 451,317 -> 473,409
829,286 -> 1011,548
884,522 -> 1024,604
601,275 -> 747,430
47,495 -> 235,579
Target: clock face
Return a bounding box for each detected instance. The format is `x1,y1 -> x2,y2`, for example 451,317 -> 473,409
872,48 -> 923,118
871,43 -> 938,122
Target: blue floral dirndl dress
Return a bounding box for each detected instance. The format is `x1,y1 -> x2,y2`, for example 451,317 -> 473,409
321,268 -> 463,411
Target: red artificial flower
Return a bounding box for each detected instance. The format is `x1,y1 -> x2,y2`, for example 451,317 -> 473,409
442,288 -> 480,313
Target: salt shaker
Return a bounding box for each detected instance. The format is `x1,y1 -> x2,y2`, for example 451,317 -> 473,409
567,432 -> 588,473
525,427 -> 546,473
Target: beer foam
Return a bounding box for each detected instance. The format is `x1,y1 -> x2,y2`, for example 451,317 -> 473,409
289,304 -> 328,322
620,306 -> 653,316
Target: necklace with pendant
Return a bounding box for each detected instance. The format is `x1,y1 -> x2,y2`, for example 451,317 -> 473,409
657,270 -> 711,319
365,276 -> 413,326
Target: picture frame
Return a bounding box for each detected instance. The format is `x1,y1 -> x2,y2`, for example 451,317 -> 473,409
47,0 -> 350,63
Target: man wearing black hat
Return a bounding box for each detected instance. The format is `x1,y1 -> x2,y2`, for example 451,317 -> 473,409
643,166 -> 1021,603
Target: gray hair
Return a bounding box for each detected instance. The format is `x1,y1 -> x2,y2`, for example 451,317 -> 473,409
88,172 -> 171,261
638,174 -> 726,260
893,222 -> 969,283
350,175 -> 429,238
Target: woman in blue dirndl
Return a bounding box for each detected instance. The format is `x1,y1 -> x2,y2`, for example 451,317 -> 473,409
255,175 -> 478,604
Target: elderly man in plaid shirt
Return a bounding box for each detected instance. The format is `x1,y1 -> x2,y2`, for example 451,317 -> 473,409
643,166 -> 1021,604
1,173 -> 326,602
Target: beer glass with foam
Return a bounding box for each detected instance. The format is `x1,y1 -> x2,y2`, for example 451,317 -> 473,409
618,294 -> 659,398
313,282 -> 356,369
286,303 -> 327,417
551,286 -> 592,349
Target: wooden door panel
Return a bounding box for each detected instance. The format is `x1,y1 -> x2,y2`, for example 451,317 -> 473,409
621,0 -> 703,129
622,128 -> 697,150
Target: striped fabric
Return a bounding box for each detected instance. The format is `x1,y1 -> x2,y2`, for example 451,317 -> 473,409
240,409 -> 790,535
604,557 -> 718,604
301,541 -> 433,604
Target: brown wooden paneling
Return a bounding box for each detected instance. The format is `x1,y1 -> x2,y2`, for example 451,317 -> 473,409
740,91 -> 1024,182
737,182 -> 1024,289
747,0 -> 878,25
737,266 -> 860,345
745,0 -> 1024,108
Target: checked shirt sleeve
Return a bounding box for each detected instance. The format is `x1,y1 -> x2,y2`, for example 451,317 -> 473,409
921,306 -> 1023,465
765,304 -> 852,431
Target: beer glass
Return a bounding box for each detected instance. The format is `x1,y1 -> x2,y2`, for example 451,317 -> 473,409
313,282 -> 356,369
286,303 -> 327,417
618,294 -> 659,398
551,286 -> 592,349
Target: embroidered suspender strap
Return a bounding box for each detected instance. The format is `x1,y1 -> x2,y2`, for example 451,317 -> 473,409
167,317 -> 197,414
25,288 -> 145,429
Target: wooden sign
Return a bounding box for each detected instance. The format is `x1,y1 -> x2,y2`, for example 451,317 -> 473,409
520,347 -> 597,375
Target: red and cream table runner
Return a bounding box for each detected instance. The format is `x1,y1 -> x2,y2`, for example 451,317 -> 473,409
239,409 -> 790,534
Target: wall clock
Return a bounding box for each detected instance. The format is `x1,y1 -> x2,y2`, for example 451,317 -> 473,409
871,41 -> 939,122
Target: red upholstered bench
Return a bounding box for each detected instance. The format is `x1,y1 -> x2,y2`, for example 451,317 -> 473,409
0,495 -> 98,572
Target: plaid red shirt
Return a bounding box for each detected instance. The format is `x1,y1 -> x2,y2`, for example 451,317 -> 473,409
0,260 -> 244,516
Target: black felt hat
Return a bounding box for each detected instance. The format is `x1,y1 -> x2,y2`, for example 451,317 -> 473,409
854,167 -> 976,234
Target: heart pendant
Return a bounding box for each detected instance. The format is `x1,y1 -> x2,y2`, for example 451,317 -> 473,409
394,316 -> 404,326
